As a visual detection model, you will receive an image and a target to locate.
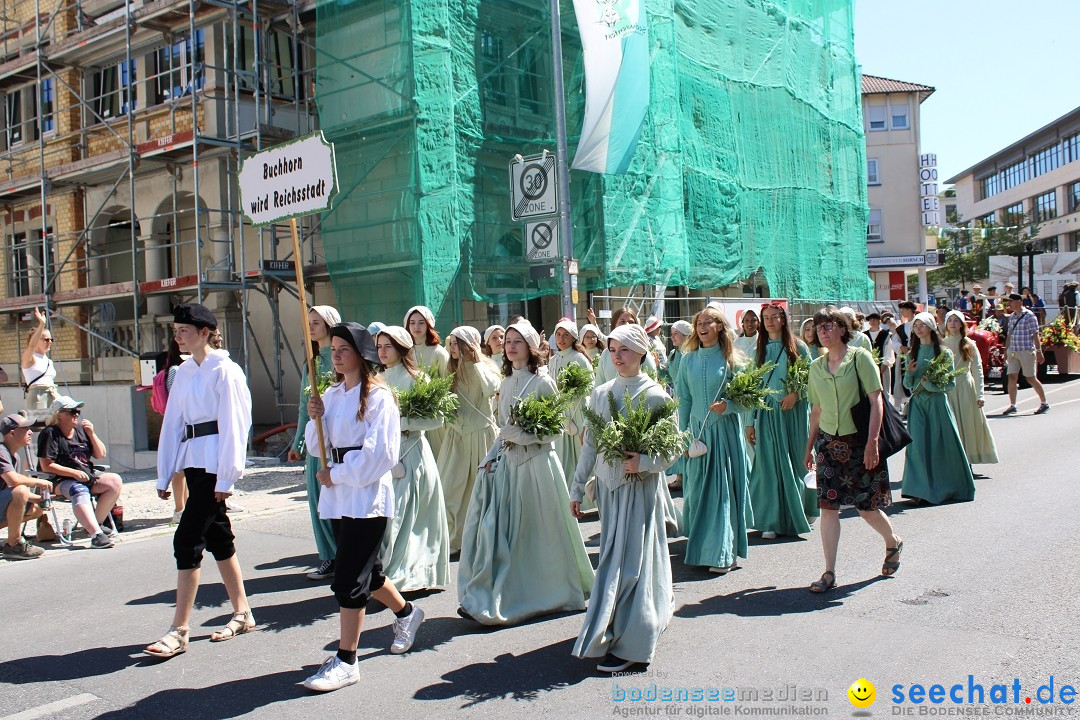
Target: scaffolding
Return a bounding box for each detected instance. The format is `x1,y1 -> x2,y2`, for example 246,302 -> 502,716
0,0 -> 322,421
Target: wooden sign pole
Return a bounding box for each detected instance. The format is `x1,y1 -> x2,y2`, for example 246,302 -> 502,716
290,217 -> 328,470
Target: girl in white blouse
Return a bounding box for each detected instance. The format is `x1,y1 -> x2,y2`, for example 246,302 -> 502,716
302,322 -> 426,693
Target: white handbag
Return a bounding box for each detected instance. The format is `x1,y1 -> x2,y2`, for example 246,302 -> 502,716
390,462 -> 406,479
584,477 -> 597,502
686,438 -> 708,458
565,418 -> 579,437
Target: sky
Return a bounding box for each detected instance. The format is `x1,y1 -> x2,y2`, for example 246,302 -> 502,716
854,0 -> 1079,183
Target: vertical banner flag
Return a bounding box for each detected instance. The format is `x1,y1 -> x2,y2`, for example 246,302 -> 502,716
571,0 -> 649,174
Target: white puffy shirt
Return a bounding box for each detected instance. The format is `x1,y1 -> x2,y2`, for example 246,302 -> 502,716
157,350 -> 252,494
305,382 -> 400,520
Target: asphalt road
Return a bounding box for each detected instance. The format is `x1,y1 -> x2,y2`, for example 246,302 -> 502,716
2,375 -> 1078,720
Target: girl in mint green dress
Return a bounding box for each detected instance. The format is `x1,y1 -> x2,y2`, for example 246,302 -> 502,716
675,307 -> 752,574
901,313 -> 976,505
548,320 -> 594,495
288,306 -> 340,578
747,305 -> 817,538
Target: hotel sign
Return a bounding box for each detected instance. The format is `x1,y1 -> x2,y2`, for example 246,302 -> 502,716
919,153 -> 939,227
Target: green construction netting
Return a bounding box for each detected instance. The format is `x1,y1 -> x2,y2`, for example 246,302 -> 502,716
314,0 -> 871,327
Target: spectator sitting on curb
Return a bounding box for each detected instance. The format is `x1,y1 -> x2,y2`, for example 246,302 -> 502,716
1,414 -> 51,560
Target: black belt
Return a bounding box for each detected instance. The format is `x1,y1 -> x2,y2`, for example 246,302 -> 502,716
182,421 -> 219,442
330,445 -> 363,464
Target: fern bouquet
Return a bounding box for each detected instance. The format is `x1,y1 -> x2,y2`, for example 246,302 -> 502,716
913,352 -> 965,396
583,390 -> 689,481
782,355 -> 811,398
396,372 -> 459,423
725,362 -> 779,412
556,363 -> 593,403
303,356 -> 338,397
508,393 -> 569,441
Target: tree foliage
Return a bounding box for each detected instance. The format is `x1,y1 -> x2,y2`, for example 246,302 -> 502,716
929,210 -> 1042,289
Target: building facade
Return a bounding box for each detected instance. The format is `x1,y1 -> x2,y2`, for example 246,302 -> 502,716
0,0 -> 324,464
862,74 -> 939,302
946,106 -> 1080,302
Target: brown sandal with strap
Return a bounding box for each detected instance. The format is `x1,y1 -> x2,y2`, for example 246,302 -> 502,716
882,540 -> 903,577
210,610 -> 256,642
809,571 -> 836,593
145,626 -> 189,658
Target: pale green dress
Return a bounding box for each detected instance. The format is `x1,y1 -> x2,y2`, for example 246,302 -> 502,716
458,366 -> 594,625
290,345 -> 337,561
548,346 -> 594,494
378,363 -> 451,590
901,346 -> 976,504
437,360 -> 501,549
415,343 -> 451,460
675,344 -> 752,568
747,340 -> 818,536
570,373 -> 675,665
941,335 -> 999,465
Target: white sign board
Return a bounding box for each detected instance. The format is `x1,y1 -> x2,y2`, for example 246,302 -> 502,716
525,219 -> 559,263
239,132 -> 339,226
510,153 -> 558,221
919,153 -> 939,227
867,255 -> 926,268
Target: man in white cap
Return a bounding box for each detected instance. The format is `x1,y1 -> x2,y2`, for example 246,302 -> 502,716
0,414 -> 50,559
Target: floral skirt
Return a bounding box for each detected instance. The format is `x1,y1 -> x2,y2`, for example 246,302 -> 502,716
815,432 -> 891,511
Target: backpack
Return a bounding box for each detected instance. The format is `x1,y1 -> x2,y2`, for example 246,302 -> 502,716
151,369 -> 169,415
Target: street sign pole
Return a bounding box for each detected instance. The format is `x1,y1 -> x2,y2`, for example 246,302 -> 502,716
549,0 -> 576,322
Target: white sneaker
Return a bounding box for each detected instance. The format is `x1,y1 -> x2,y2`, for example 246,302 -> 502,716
303,656 -> 359,692
389,605 -> 425,654
170,510 -> 184,525
761,531 -> 777,540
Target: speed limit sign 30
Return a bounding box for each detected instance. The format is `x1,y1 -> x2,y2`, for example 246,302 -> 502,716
509,153 -> 559,221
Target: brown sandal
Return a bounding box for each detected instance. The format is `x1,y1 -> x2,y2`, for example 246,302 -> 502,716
882,540 -> 903,577
210,610 -> 256,642
809,571 -> 836,593
145,627 -> 189,658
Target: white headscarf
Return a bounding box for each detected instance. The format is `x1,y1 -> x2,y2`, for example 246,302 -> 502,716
506,321 -> 540,351
580,323 -> 604,343
608,324 -> 651,356
450,325 -> 482,349
671,320 -> 692,337
482,325 -> 504,346
554,319 -> 579,340
310,305 -> 341,331
913,311 -> 937,333
378,325 -> 413,349
943,310 -> 967,332
403,305 -> 436,330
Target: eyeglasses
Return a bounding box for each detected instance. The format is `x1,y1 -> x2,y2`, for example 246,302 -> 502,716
815,322 -> 839,333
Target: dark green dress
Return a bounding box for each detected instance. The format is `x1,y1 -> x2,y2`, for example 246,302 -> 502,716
748,340 -> 818,535
901,346 -> 976,504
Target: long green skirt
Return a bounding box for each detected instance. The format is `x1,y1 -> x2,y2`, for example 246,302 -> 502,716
748,399 -> 816,536
458,444 -> 594,625
573,475 -> 672,665
305,453 -> 337,561
437,423 -> 497,550
682,414 -> 751,568
901,391 -> 976,504
380,433 -> 451,591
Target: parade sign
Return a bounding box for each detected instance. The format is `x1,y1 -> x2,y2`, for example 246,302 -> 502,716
510,152 -> 559,221
239,132 -> 338,226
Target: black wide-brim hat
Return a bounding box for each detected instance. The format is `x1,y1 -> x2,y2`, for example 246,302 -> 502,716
173,302 -> 217,330
330,322 -> 381,367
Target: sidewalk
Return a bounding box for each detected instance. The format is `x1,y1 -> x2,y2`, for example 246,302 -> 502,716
24,462 -> 309,555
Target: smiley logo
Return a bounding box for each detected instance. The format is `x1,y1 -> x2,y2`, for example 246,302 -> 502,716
848,678 -> 876,708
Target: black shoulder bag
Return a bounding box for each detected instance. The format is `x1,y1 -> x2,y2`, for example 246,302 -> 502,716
850,350 -> 911,460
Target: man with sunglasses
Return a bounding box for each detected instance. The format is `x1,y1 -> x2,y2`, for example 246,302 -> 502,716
37,396 -> 122,548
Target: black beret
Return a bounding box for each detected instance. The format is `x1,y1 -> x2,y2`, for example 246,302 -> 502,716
1007,292 -> 1023,302
173,303 -> 217,330
329,322 -> 381,367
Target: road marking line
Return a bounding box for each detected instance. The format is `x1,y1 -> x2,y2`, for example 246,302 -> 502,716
0,693 -> 99,720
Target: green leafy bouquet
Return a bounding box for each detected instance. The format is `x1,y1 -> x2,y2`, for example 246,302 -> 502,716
556,363 -> 593,403
303,356 -> 338,397
782,354 -> 811,397
583,391 -> 689,481
508,393 -> 569,441
724,362 -> 780,412
396,372 -> 459,423
913,351 -> 965,396
590,353 -> 601,370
